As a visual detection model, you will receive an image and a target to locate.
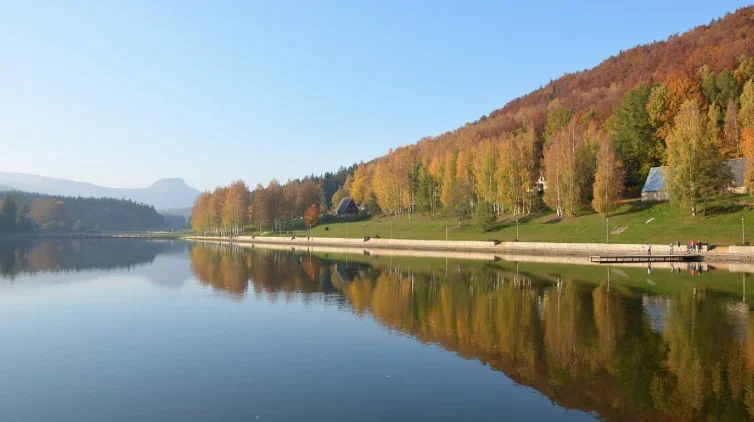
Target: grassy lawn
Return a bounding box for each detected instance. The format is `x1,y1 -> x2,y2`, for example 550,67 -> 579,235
272,196 -> 754,246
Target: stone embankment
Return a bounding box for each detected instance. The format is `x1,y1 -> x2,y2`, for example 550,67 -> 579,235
184,235 -> 754,261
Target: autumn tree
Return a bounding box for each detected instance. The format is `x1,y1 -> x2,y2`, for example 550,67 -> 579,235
303,204 -> 320,228
190,191 -> 212,233
209,187 -> 226,235
331,189 -> 347,209
665,99 -> 727,216
543,129 -> 566,217
440,149 -> 458,209
592,135 -> 625,217
296,179 -> 323,217
251,184 -> 270,232
471,140 -> 497,206
222,180 -> 250,236
736,56 -> 754,84
647,84 -> 668,133
373,156 -> 399,215
544,100 -> 572,141
350,164 -> 372,205
740,80 -> 754,130
723,99 -> 741,157
415,162 -> 438,217
741,129 -> 754,192
498,126 -> 537,216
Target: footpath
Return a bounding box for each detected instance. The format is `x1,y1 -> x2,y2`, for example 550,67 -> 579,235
185,235 -> 754,263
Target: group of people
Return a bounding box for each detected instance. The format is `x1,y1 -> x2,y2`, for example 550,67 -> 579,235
685,239 -> 704,253
659,240 -> 705,255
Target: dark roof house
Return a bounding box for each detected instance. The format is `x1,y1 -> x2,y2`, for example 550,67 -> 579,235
335,197 -> 359,217
641,158 -> 747,201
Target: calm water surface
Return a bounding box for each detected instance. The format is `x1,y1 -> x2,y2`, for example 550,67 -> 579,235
1,239 -> 754,421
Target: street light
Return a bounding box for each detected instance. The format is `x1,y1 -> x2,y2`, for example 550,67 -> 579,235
516,219 -> 519,241
743,217 -> 745,245
606,217 -> 609,244
445,220 -> 448,241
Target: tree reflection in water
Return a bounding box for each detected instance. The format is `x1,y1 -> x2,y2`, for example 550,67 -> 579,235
0,238 -> 178,278
186,242 -> 754,421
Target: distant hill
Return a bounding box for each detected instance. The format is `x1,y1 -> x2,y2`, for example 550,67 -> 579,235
0,172 -> 200,210
158,207 -> 192,221
1,191 -> 168,233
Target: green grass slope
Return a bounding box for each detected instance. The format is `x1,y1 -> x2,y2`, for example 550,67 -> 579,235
277,197 -> 754,246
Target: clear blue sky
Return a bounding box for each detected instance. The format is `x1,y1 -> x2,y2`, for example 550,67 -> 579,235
1,1 -> 751,191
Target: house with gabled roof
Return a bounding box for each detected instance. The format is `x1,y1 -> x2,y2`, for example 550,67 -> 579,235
641,158 -> 747,201
335,197 -> 359,217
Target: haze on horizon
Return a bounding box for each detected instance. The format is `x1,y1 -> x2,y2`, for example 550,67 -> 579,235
1,0 -> 750,191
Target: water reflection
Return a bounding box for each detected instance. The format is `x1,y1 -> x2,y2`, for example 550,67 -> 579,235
4,239 -> 754,420
0,238 -> 183,278
187,242 -> 754,420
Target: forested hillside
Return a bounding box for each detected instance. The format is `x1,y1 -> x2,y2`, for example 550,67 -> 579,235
192,6 -> 754,233
0,192 -> 168,233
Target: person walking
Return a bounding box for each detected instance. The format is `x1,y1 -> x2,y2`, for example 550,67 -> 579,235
647,244 -> 652,257
669,243 -> 673,255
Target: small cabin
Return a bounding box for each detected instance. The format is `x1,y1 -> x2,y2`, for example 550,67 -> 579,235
336,197 -> 359,217
641,158 -> 748,201
641,167 -> 669,201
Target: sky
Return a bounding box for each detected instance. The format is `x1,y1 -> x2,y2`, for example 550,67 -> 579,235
1,0 -> 751,191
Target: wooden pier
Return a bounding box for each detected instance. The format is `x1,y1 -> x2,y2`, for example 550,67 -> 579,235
590,254 -> 702,264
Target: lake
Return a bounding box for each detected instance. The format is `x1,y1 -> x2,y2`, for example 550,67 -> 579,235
1,239 -> 753,421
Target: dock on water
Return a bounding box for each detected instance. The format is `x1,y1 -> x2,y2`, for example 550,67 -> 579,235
590,254 -> 702,264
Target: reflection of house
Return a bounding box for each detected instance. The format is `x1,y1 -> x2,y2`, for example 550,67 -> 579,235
641,158 -> 748,202
336,197 -> 359,217
333,263 -> 362,285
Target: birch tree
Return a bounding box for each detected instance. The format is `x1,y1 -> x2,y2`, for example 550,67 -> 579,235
665,99 -> 726,216
592,135 -> 625,217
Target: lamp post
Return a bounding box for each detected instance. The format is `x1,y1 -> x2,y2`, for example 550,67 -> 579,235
516,219 -> 519,241
606,217 -> 609,244
390,220 -> 393,239
346,221 -> 349,239
445,220 -> 448,241
743,217 -> 745,245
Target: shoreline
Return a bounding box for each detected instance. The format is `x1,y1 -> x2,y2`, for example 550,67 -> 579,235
185,235 -> 754,263
193,238 -> 754,272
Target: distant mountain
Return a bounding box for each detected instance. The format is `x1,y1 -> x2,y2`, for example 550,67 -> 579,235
0,172 -> 200,210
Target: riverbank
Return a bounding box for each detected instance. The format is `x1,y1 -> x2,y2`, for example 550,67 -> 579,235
185,235 -> 754,263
